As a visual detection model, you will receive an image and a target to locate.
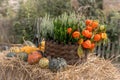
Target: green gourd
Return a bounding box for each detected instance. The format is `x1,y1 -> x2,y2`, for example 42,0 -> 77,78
6,52 -> 16,57
49,57 -> 67,72
18,52 -> 28,61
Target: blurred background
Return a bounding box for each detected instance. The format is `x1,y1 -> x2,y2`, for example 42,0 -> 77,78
0,0 -> 120,56
0,0 -> 120,43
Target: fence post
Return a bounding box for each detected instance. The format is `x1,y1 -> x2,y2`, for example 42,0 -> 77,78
106,41 -> 110,59
116,36 -> 120,61
97,44 -> 102,57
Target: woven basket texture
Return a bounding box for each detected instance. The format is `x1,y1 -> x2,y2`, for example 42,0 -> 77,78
45,41 -> 79,64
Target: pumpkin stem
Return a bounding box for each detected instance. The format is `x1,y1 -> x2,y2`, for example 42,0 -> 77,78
22,37 -> 36,47
23,37 -> 27,45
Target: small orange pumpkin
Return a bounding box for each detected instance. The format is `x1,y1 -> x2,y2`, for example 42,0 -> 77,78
85,19 -> 92,26
82,30 -> 92,38
86,26 -> 93,32
67,28 -> 72,34
91,21 -> 99,29
82,40 -> 91,48
28,51 -> 42,64
72,31 -> 80,39
94,34 -> 101,41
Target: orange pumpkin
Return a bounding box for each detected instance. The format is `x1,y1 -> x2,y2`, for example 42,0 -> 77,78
72,31 -> 80,39
94,34 -> 101,41
91,21 -> 99,29
86,26 -> 93,32
85,19 -> 92,26
82,40 -> 91,48
82,30 -> 92,38
28,51 -> 42,64
67,28 -> 72,34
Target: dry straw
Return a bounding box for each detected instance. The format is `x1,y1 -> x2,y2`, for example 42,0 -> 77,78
0,51 -> 120,80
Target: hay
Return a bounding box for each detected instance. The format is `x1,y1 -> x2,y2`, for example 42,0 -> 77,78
0,52 -> 120,80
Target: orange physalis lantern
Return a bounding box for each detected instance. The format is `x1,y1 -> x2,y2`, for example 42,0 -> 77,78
67,28 -> 72,34
82,40 -> 91,48
82,30 -> 89,37
86,26 -> 93,32
91,21 -> 99,29
72,31 -> 80,39
88,32 -> 92,38
85,19 -> 92,26
94,34 -> 101,41
82,30 -> 92,38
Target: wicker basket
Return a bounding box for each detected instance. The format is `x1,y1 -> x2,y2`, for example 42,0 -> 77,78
45,41 -> 79,64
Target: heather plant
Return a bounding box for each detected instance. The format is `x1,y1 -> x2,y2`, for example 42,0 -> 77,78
39,15 -> 54,39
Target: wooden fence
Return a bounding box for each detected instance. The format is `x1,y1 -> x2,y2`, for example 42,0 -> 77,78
95,40 -> 120,61
95,19 -> 120,61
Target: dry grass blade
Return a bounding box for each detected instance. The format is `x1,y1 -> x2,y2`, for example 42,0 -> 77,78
0,52 -> 119,80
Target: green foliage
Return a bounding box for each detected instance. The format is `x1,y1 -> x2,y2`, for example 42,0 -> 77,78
0,0 -> 3,5
18,0 -> 38,19
106,11 -> 120,42
41,0 -> 72,16
77,0 -> 105,22
53,13 -> 82,44
0,0 -> 8,17
13,18 -> 35,43
17,0 -> 72,18
12,0 -> 40,43
13,0 -> 72,43
39,13 -> 85,44
39,14 -> 54,39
